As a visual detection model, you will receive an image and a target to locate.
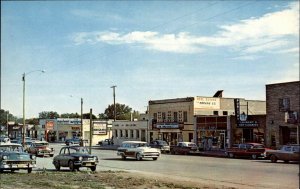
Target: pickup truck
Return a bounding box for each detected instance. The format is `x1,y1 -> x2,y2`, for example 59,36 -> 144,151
225,143 -> 269,159
170,142 -> 198,155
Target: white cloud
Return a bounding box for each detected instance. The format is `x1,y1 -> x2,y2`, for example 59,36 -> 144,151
71,2 -> 299,54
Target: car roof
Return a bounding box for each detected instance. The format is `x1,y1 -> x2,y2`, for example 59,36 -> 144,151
33,141 -> 49,144
122,141 -> 147,144
0,143 -> 22,147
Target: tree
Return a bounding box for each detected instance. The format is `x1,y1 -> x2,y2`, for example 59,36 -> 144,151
82,113 -> 97,119
98,113 -> 108,120
60,113 -> 80,118
39,111 -> 60,119
104,103 -> 140,120
0,109 -> 17,125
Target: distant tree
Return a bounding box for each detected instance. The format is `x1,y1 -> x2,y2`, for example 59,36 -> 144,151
0,109 -> 17,125
39,111 -> 60,119
104,103 -> 140,120
27,118 -> 39,125
82,113 -> 97,119
60,113 -> 80,118
98,113 -> 108,120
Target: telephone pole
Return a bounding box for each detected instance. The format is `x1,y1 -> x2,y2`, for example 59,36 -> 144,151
111,85 -> 117,121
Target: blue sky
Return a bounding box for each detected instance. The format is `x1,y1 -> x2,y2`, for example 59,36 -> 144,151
1,1 -> 299,118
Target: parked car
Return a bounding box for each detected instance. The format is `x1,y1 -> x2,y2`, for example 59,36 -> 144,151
27,141 -> 54,157
170,142 -> 198,155
65,138 -> 80,146
225,143 -> 269,159
52,146 -> 98,171
98,139 -> 111,146
0,137 -> 11,144
264,144 -> 300,163
0,143 -> 36,173
149,140 -> 170,153
117,141 -> 160,161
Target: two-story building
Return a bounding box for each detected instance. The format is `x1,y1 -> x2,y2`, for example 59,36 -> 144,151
266,81 -> 300,148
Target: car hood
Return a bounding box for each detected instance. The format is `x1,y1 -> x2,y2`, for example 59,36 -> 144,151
1,151 -> 32,161
138,147 -> 160,152
70,153 -> 96,158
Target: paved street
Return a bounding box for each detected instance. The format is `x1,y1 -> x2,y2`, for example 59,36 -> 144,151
34,143 -> 299,189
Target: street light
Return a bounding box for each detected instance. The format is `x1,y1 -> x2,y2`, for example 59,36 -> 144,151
70,95 -> 83,141
22,69 -> 45,146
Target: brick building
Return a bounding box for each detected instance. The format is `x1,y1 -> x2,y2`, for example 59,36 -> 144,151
266,81 -> 300,148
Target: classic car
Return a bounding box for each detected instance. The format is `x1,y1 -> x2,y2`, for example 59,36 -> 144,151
98,139 -> 112,146
170,142 -> 198,155
27,141 -> 54,157
52,146 -> 98,171
264,144 -> 300,163
65,138 -> 80,146
117,141 -> 160,161
0,143 -> 36,173
149,140 -> 170,153
225,143 -> 269,159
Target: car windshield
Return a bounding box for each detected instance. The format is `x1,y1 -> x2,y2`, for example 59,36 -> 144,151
188,143 -> 197,147
158,141 -> 168,145
70,147 -> 89,154
293,146 -> 300,152
0,145 -> 24,152
35,142 -> 49,147
132,143 -> 148,148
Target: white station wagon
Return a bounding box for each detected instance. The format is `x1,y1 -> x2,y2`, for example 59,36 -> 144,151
117,141 -> 160,161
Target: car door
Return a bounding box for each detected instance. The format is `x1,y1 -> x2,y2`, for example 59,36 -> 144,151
59,147 -> 69,167
290,146 -> 300,161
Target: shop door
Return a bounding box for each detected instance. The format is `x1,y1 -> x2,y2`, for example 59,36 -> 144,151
243,129 -> 253,142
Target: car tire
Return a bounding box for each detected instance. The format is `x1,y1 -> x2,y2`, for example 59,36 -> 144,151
251,154 -> 257,159
54,161 -> 60,171
90,166 -> 96,171
28,168 -> 32,173
284,160 -> 289,163
121,154 -> 126,160
270,155 -> 277,163
50,154 -> 54,157
69,161 -> 75,171
136,153 -> 142,161
153,157 -> 158,161
228,153 -> 234,158
170,150 -> 175,155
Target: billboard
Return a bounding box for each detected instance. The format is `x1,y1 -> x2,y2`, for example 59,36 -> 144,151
93,121 -> 107,135
194,97 -> 220,110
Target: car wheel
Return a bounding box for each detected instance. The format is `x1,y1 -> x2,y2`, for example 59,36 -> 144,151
54,161 -> 60,171
228,153 -> 234,158
27,168 -> 32,173
170,150 -> 175,155
153,157 -> 158,161
121,154 -> 126,160
251,154 -> 257,159
136,153 -> 142,161
270,155 -> 277,163
90,166 -> 96,171
69,161 -> 75,171
50,154 -> 54,157
284,160 -> 289,163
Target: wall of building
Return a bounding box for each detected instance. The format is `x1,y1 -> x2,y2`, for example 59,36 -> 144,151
266,81 -> 300,148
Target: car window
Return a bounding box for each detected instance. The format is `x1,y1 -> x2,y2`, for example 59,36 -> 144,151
292,146 -> 300,152
284,146 -> 292,151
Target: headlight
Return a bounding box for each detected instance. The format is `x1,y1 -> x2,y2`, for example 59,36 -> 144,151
93,156 -> 97,161
79,156 -> 83,161
31,155 -> 36,160
2,155 -> 8,160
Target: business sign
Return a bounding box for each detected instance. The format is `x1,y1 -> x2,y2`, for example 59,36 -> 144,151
234,99 -> 259,127
194,97 -> 220,110
156,123 -> 179,129
46,121 -> 54,130
93,122 -> 107,135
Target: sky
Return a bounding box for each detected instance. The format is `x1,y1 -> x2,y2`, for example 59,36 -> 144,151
1,1 -> 299,118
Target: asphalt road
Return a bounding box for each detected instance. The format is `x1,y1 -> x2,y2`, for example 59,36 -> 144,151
35,143 -> 299,189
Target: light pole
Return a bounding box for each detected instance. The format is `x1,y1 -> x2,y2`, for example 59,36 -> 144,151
111,85 -> 117,121
22,70 -> 45,146
70,95 -> 83,141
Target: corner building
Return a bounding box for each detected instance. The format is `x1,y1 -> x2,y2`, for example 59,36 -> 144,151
148,96 -> 265,146
266,81 -> 300,148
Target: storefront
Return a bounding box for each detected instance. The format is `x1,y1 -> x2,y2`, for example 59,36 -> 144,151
152,123 -> 185,145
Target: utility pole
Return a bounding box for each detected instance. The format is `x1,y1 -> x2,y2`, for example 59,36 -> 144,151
111,85 -> 117,121
81,98 -> 83,138
89,108 -> 93,154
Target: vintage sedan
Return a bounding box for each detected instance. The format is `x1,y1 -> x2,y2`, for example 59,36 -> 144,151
149,140 -> 170,153
53,146 -> 98,171
27,141 -> 54,157
0,143 -> 36,173
264,144 -> 300,163
117,141 -> 160,161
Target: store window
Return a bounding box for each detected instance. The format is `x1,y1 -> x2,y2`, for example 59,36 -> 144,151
183,111 -> 188,122
213,111 -> 219,116
162,112 -> 166,122
115,130 -> 118,137
223,111 -> 228,115
157,112 -> 162,122
136,130 -> 140,138
173,112 -> 178,122
125,130 -> 128,138
178,111 -> 183,122
167,111 -> 172,122
279,98 -> 290,112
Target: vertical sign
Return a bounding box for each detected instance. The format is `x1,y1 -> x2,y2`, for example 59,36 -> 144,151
234,98 -> 240,123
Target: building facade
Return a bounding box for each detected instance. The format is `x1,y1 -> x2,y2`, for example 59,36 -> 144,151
266,81 -> 300,148
38,118 -> 112,145
148,96 -> 266,147
112,120 -> 148,146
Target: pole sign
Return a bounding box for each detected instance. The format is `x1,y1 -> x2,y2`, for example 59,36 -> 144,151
234,99 -> 258,127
